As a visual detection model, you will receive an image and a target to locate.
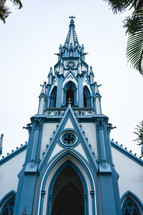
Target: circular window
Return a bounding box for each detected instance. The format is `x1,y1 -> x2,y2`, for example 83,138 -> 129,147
60,130 -> 77,147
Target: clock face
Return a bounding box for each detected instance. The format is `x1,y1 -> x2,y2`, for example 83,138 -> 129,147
66,61 -> 75,68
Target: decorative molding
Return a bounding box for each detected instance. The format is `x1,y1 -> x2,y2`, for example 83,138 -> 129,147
41,190 -> 46,198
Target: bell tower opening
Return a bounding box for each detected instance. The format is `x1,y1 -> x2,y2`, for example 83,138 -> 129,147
50,86 -> 57,108
66,86 -> 74,106
51,165 -> 84,215
83,86 -> 91,108
65,82 -> 76,106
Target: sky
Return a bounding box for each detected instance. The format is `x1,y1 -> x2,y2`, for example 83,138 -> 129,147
0,0 -> 143,158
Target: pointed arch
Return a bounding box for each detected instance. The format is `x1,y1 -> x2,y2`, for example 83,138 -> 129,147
83,86 -> 91,108
38,150 -> 96,215
0,190 -> 16,215
49,86 -> 57,108
50,163 -> 84,215
121,191 -> 143,215
64,81 -> 77,106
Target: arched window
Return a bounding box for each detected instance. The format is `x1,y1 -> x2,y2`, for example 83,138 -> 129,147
122,197 -> 141,215
1,196 -> 15,215
50,86 -> 57,108
83,86 -> 91,108
65,82 -> 76,106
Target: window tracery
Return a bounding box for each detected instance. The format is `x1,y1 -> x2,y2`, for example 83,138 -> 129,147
1,196 -> 15,215
122,197 -> 141,215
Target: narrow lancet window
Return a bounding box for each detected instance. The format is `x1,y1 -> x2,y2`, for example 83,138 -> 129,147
65,82 -> 76,106
83,86 -> 91,108
50,86 -> 57,108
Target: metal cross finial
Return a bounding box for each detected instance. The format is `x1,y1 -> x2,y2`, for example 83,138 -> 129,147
69,16 -> 75,25
69,16 -> 75,20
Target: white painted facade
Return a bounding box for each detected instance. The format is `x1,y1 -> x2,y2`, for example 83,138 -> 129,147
112,146 -> 143,202
0,149 -> 26,199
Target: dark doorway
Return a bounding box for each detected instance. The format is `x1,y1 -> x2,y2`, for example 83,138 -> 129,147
51,165 -> 84,215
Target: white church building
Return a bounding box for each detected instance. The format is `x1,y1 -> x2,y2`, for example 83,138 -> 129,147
0,17 -> 143,215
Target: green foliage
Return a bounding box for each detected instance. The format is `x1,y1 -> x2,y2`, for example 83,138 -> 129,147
0,6 -> 10,23
0,0 -> 22,23
104,0 -> 134,13
11,0 -> 22,9
125,10 -> 143,74
134,121 -> 143,146
104,0 -> 143,74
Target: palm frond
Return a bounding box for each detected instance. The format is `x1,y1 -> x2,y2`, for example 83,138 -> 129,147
0,6 -> 10,23
134,121 -> 143,145
126,10 -> 143,74
104,0 -> 134,13
11,0 -> 22,9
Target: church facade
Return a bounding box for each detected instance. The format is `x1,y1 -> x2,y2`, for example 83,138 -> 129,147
0,17 -> 143,215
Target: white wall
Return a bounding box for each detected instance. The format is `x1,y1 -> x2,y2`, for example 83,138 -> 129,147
0,150 -> 26,199
40,123 -> 58,159
112,147 -> 143,202
81,123 -> 98,159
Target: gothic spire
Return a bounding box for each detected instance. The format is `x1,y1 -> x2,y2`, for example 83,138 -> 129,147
64,16 -> 79,49
56,17 -> 87,61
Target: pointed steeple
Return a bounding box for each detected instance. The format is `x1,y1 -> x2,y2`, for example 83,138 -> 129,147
56,16 -> 88,61
64,16 -> 79,49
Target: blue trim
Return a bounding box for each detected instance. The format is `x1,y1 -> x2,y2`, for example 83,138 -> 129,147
111,141 -> 143,166
121,190 -> 143,211
63,69 -> 78,83
39,105 -> 98,172
0,144 -> 27,165
0,190 -> 16,207
38,150 -> 96,215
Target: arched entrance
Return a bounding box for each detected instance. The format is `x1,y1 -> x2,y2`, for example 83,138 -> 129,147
51,165 -> 84,215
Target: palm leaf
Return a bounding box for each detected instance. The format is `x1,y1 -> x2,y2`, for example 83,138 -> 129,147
126,10 -> 143,74
0,6 -> 10,23
104,0 -> 134,13
11,0 -> 22,9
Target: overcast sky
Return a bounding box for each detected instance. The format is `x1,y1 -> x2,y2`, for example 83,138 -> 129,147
0,0 -> 143,157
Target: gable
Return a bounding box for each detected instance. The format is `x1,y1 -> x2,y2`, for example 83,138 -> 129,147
39,105 -> 98,172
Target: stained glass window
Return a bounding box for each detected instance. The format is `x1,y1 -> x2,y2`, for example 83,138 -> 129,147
1,196 -> 15,215
62,133 -> 76,145
122,197 -> 141,215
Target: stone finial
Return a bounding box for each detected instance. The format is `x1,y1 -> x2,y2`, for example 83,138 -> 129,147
67,98 -> 72,105
0,133 -> 4,155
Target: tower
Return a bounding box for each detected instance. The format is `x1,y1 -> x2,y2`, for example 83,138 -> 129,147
13,17 -> 122,215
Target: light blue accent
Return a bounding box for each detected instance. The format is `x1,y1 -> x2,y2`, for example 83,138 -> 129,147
99,175 -> 117,214
56,75 -> 64,107
99,128 -> 107,162
31,129 -> 40,162
78,76 -> 84,107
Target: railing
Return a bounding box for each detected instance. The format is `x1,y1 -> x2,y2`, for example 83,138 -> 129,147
44,107 -> 95,116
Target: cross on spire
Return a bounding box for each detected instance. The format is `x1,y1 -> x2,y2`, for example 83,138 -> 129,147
69,16 -> 75,19
69,16 -> 75,25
